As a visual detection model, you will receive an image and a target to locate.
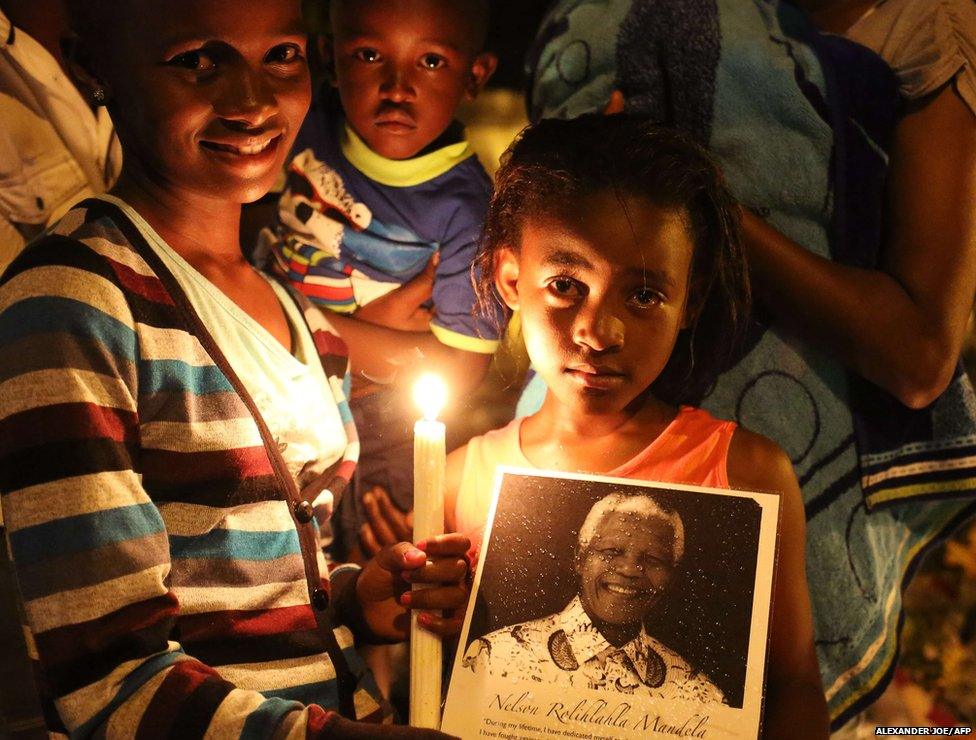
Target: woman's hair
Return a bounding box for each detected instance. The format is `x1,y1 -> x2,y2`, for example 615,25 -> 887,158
476,113 -> 751,405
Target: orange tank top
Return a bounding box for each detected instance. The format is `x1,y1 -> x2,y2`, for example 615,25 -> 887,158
454,406 -> 737,556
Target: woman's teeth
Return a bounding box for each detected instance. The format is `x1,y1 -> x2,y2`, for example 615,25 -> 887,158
203,136 -> 277,155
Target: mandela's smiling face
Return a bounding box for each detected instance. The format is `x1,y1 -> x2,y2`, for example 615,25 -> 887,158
578,511 -> 676,627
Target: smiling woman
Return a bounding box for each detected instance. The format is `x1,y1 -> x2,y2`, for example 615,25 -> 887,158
0,0 -> 469,737
71,0 -> 308,205
60,0 -> 311,352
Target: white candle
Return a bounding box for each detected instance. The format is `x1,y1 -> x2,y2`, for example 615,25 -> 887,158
410,373 -> 447,730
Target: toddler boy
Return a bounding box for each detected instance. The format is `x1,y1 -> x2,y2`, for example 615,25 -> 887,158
260,0 -> 499,559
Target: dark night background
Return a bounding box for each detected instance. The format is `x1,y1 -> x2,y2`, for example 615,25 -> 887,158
484,0 -> 552,90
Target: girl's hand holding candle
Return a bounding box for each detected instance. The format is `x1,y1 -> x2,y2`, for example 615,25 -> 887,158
334,373 -> 467,731
350,535 -> 470,640
347,373 -> 466,641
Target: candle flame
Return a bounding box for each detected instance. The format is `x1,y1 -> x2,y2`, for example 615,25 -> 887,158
414,373 -> 447,421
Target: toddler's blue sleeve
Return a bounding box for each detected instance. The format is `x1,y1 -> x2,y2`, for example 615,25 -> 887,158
429,168 -> 504,354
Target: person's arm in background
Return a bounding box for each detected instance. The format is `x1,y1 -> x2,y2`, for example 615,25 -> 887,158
251,190 -> 495,395
241,195 -> 481,389
237,184 -> 467,384
739,84 -> 976,409
242,222 -> 491,395
325,312 -> 491,396
728,429 -> 830,739
607,84 -> 976,409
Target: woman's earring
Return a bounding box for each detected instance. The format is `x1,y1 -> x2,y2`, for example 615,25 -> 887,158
92,87 -> 106,104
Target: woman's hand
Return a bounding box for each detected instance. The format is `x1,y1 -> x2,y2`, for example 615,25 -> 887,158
356,534 -> 471,641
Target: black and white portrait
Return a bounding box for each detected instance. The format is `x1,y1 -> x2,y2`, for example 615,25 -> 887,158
458,471 -> 765,709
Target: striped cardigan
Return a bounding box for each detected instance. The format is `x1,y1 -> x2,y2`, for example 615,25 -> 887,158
0,200 -> 391,736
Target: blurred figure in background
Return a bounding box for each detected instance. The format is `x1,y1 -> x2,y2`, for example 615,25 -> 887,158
0,0 -> 121,271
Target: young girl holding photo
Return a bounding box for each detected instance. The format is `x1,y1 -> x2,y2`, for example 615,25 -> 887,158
445,114 -> 830,738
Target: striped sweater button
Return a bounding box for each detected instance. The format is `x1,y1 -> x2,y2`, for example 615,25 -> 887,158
294,500 -> 314,523
312,587 -> 330,610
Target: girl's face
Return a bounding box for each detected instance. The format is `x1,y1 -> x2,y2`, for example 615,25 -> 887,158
92,0 -> 310,204
495,191 -> 695,417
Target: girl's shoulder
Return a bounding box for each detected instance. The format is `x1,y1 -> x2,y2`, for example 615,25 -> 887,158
726,425 -> 796,496
670,405 -> 736,435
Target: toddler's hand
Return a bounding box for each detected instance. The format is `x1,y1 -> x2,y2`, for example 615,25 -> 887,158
354,253 -> 438,332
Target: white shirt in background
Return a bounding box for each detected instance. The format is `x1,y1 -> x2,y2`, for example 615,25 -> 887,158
0,8 -> 121,271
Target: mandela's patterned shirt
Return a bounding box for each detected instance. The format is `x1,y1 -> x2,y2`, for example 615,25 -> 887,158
462,596 -> 725,704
